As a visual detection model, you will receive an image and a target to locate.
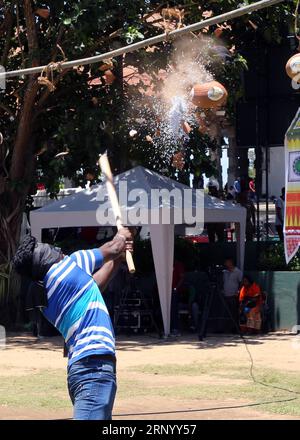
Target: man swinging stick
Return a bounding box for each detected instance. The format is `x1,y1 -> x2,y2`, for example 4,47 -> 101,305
12,154 -> 136,419
12,229 -> 134,420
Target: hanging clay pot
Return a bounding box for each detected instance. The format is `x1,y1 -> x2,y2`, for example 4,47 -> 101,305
35,8 -> 50,19
286,53 -> 300,82
191,81 -> 228,108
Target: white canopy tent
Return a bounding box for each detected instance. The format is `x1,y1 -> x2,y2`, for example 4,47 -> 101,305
30,166 -> 246,336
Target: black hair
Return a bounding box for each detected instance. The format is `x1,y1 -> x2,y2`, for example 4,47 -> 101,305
12,235 -> 36,277
243,274 -> 253,284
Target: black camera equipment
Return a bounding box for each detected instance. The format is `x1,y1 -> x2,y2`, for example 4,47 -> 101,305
198,264 -> 239,340
114,274 -> 161,336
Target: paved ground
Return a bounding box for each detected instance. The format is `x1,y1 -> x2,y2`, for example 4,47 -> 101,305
1,332 -> 300,420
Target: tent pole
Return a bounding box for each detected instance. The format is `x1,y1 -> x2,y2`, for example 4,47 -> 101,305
150,223 -> 175,337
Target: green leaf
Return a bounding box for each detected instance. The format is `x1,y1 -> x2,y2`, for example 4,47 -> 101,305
63,18 -> 72,25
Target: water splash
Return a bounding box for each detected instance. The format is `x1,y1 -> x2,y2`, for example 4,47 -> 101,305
126,35 -> 224,168
168,96 -> 189,141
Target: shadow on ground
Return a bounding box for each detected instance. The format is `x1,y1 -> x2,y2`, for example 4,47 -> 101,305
6,333 -> 64,351
116,331 -> 294,351
5,331 -> 295,353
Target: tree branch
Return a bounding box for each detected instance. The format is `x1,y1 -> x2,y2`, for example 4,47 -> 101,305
1,4 -> 15,67
9,0 -> 41,182
16,1 -> 25,67
23,0 -> 39,67
0,103 -> 15,118
33,26 -> 124,115
142,2 -> 168,22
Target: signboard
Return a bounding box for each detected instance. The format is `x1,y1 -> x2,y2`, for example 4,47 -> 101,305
284,108 -> 300,263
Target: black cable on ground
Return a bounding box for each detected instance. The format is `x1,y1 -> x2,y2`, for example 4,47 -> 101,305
218,289 -> 300,399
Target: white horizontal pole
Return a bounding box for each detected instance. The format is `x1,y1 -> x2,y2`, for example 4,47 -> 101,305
0,0 -> 286,81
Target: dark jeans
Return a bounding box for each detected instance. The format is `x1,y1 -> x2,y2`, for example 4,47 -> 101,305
223,296 -> 239,333
170,290 -> 187,332
67,356 -> 117,420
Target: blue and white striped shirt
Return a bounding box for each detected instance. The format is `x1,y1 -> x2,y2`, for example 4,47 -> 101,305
42,249 -> 115,366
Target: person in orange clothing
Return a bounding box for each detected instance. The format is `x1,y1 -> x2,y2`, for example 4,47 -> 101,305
239,275 -> 263,333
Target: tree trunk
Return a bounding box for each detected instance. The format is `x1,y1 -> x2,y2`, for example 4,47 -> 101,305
0,0 -> 40,262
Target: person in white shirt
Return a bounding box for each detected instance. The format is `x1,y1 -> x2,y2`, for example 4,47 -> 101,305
275,187 -> 285,241
222,257 -> 243,333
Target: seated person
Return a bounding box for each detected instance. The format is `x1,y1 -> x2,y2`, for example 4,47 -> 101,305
239,275 -> 263,333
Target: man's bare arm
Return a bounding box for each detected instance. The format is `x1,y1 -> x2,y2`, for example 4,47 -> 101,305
93,256 -> 123,292
100,228 -> 133,263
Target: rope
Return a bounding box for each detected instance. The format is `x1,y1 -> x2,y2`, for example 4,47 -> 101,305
0,0 -> 285,81
37,61 -> 64,92
37,45 -> 66,92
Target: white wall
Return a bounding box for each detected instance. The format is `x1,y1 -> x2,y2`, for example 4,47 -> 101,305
262,146 -> 285,198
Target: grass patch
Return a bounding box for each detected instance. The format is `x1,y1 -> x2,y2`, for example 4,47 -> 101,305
129,362 -> 215,376
1,363 -> 300,417
129,361 -> 247,379
126,362 -> 300,416
0,369 -> 71,410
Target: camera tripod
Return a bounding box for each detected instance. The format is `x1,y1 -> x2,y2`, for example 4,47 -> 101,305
198,269 -> 239,341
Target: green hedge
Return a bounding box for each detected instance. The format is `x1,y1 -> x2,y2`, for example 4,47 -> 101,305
258,242 -> 300,271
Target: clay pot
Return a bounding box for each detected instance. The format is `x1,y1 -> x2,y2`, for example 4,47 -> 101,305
191,81 -> 228,108
286,53 -> 300,81
35,8 -> 50,19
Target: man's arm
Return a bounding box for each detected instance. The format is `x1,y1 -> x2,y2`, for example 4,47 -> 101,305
100,228 -> 133,263
93,255 -> 123,292
93,227 -> 133,291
